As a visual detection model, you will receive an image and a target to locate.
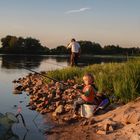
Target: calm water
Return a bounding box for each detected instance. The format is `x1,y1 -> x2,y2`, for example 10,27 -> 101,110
0,54 -> 127,140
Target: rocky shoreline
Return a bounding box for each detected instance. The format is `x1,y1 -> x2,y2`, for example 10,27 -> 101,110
13,72 -> 140,140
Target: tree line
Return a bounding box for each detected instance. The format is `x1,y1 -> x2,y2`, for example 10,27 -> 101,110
0,35 -> 140,55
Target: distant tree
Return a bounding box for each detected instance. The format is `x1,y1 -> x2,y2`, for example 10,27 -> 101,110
1,35 -> 12,48
1,35 -> 48,54
1,35 -> 140,55
43,46 -> 50,54
50,46 -> 68,55
1,35 -> 19,53
103,45 -> 123,54
78,41 -> 102,54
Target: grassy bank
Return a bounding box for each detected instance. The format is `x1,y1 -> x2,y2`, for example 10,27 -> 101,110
44,59 -> 140,103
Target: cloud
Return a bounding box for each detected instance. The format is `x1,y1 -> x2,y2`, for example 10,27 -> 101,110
66,7 -> 91,14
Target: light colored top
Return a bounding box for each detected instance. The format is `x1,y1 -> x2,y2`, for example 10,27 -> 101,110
67,42 -> 80,53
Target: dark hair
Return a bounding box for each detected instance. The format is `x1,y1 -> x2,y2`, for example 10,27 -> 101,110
71,38 -> 76,42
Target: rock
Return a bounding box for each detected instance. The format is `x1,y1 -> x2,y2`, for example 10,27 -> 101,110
13,105 -> 17,108
96,130 -> 106,135
52,112 -> 57,117
64,104 -> 72,112
62,117 -> 70,122
19,101 -> 24,103
12,80 -> 17,83
54,105 -> 63,115
12,90 -> 22,95
81,120 -> 88,126
14,85 -> 23,91
55,101 -> 60,107
29,105 -> 36,110
89,117 -> 95,125
130,133 -> 140,140
104,123 -> 110,131
96,118 -> 117,134
108,125 -> 114,133
25,88 -> 30,92
123,110 -> 140,124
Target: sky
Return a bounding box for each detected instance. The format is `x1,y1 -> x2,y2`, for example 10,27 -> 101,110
0,0 -> 140,48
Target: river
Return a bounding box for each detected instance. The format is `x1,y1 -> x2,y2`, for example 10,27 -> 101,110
0,54 -> 127,140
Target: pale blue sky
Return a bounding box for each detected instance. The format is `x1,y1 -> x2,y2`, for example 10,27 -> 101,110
0,0 -> 140,48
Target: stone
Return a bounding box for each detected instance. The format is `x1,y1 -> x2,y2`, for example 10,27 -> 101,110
104,123 -> 110,131
81,120 -> 88,126
123,111 -> 140,124
108,125 -> 114,133
55,101 -> 60,107
13,90 -> 22,95
130,133 -> 140,140
54,105 -> 63,114
89,117 -> 95,125
96,130 -> 106,135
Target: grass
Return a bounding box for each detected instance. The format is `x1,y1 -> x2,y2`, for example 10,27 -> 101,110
44,58 -> 140,103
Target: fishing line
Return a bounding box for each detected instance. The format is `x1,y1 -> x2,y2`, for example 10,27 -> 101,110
43,60 -> 68,68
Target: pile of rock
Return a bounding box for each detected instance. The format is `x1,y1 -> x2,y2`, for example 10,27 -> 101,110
13,73 -> 82,115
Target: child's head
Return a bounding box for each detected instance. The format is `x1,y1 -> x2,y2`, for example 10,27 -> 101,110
83,73 -> 94,85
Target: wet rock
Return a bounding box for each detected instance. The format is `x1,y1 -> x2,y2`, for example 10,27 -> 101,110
19,101 -> 24,103
13,105 -> 17,108
29,105 -> 36,110
14,85 -> 23,91
12,80 -> 17,83
13,90 -> 22,95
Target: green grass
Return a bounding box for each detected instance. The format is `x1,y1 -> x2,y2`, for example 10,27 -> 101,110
44,58 -> 140,103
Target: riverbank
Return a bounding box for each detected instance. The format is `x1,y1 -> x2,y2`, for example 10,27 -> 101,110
46,97 -> 140,140
13,72 -> 140,140
13,58 -> 140,140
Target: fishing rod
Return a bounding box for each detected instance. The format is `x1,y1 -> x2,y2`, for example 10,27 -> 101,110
6,60 -> 83,92
22,66 -> 70,87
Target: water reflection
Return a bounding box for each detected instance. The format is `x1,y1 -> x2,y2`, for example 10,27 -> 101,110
79,55 -> 127,65
1,55 -> 46,69
1,55 -> 127,70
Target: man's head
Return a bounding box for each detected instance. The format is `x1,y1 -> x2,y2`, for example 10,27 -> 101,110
71,38 -> 76,42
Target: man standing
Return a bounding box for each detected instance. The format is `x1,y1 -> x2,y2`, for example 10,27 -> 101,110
67,38 -> 81,66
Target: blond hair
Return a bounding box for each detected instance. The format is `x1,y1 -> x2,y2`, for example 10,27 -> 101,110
83,73 -> 94,81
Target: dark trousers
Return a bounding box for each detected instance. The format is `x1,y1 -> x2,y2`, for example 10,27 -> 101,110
73,97 -> 86,113
70,52 -> 79,66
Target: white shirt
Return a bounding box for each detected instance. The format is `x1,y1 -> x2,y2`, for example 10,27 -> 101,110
67,42 -> 80,53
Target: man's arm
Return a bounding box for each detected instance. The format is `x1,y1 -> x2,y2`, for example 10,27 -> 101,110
67,42 -> 72,49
